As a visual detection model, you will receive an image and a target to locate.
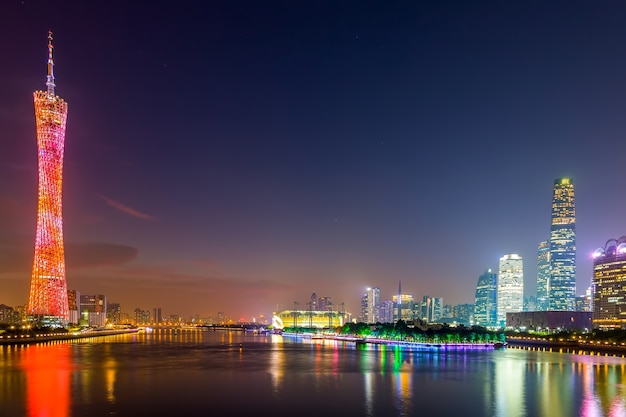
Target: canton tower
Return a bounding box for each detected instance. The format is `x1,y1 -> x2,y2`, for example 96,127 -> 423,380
27,31 -> 70,324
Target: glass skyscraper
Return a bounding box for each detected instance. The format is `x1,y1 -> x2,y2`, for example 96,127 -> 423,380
474,268 -> 498,327
360,287 -> 380,323
549,178 -> 576,311
496,254 -> 524,327
536,240 -> 550,311
592,237 -> 626,329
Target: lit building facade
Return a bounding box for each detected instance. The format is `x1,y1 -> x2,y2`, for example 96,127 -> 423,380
536,240 -> 550,311
549,178 -> 576,311
393,293 -> 415,322
276,309 -> 345,328
497,254 -> 524,327
360,287 -> 380,323
379,300 -> 395,323
107,303 -> 122,325
27,31 -> 70,326
474,268 -> 498,327
507,311 -> 591,331
318,297 -> 332,312
79,294 -> 106,327
592,237 -> 626,330
426,297 -> 443,323
153,307 -> 162,323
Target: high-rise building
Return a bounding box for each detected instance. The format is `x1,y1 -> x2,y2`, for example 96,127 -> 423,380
474,268 -> 498,327
318,297 -> 332,311
393,293 -> 415,322
27,32 -> 70,326
549,178 -> 576,311
107,303 -> 122,325
79,294 -> 107,327
360,287 -> 380,323
497,254 -> 524,327
426,297 -> 443,323
379,300 -> 395,323
536,240 -> 550,311
153,307 -> 162,323
592,237 -> 626,330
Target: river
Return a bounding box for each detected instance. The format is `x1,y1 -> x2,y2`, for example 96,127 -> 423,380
0,328 -> 625,417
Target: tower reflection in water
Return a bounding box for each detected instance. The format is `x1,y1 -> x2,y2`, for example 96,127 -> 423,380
21,343 -> 71,417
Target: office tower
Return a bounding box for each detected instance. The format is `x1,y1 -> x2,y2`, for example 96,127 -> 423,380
107,303 -> 122,325
496,254 -> 524,327
474,268 -> 498,327
27,32 -> 70,325
393,293 -> 415,322
310,292 -> 318,311
549,178 -> 576,310
379,300 -> 395,323
153,307 -> 162,323
426,297 -> 443,323
318,297 -> 331,311
67,289 -> 80,324
79,294 -> 107,327
536,240 -> 550,311
360,287 -> 380,323
592,237 -> 626,329
451,303 -> 474,325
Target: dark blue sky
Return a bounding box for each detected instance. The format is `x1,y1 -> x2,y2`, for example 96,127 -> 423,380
1,1 -> 626,320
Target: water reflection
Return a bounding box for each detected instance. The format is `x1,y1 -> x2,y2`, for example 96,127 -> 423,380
21,343 -> 71,417
269,334 -> 285,395
3,333 -> 626,416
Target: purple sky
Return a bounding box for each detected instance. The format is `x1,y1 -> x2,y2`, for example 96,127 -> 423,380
1,1 -> 626,321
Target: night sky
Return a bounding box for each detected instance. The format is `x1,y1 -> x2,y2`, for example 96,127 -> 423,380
1,1 -> 626,321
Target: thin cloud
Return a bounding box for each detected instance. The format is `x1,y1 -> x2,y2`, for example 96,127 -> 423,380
0,237 -> 139,274
98,194 -> 156,221
65,242 -> 138,269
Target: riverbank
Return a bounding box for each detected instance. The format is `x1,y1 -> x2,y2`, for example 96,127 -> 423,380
282,332 -> 504,350
0,328 -> 139,345
506,336 -> 626,356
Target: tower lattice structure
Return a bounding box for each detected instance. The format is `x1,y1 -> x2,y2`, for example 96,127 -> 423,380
27,31 -> 70,324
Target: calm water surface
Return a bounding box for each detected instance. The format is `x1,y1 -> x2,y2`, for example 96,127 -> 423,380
1,329 -> 625,417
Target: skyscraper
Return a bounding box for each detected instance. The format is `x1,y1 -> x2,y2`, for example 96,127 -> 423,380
592,237 -> 626,330
496,254 -> 524,327
536,240 -> 550,311
549,178 -> 576,311
27,31 -> 70,325
393,292 -> 415,322
360,287 -> 380,323
474,268 -> 497,327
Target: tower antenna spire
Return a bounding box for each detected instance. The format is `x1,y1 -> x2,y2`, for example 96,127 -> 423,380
46,30 -> 55,96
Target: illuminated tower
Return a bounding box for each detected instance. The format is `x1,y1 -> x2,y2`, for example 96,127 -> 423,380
496,254 -> 523,327
536,240 -> 550,311
360,287 -> 380,324
474,268 -> 497,327
592,237 -> 626,329
548,178 -> 576,311
27,31 -> 70,325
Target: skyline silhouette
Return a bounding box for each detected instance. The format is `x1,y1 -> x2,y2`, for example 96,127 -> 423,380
1,1 -> 625,319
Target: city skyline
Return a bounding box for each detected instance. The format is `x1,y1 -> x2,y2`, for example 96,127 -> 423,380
1,2 -> 626,320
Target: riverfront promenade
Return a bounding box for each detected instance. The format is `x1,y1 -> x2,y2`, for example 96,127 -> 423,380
507,335 -> 626,356
282,332 -> 505,350
0,328 -> 139,345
